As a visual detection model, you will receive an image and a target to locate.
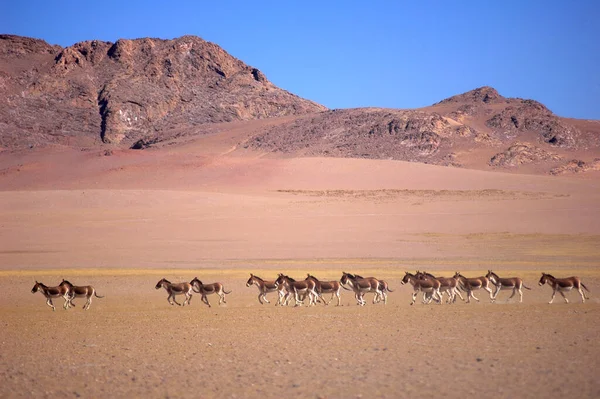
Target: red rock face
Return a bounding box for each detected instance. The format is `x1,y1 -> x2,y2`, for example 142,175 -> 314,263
0,35 -> 325,148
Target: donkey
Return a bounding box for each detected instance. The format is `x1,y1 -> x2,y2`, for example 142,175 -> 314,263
416,271 -> 464,304
453,272 -> 494,303
485,270 -> 531,303
31,281 -> 71,311
275,279 -> 294,306
352,273 -> 393,304
60,280 -> 104,310
401,272 -> 442,305
190,277 -> 231,307
274,274 -> 318,306
246,274 -> 279,304
340,272 -> 383,306
305,274 -> 342,306
155,278 -> 193,306
539,273 -> 590,304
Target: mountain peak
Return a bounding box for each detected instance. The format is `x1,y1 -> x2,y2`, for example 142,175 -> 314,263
438,86 -> 505,104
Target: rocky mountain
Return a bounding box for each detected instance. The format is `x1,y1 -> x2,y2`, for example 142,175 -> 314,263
0,34 -> 325,148
1,35 -> 598,175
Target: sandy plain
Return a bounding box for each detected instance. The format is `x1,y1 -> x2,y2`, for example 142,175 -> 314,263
1,132 -> 600,398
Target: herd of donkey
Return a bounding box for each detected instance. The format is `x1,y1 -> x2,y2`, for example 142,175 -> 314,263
31,270 -> 591,311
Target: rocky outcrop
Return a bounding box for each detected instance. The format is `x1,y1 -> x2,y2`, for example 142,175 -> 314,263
485,100 -> 579,147
438,88 -> 588,150
246,108 -> 455,161
550,159 -> 600,175
489,142 -> 562,167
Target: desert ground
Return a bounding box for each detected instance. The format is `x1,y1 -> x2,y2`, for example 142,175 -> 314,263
1,127 -> 599,398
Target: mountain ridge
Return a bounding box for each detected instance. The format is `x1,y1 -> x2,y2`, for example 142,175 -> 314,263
1,35 -> 599,175
0,34 -> 325,147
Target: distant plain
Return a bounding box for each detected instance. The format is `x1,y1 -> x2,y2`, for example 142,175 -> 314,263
1,132 -> 599,397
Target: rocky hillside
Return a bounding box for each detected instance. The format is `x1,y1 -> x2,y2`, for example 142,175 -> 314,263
0,34 -> 325,148
245,87 -> 600,172
1,35 -> 598,175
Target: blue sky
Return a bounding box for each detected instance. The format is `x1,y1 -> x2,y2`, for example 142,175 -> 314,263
3,0 -> 599,119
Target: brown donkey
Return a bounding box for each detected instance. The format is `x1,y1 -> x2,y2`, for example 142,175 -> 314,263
453,272 -> 494,303
340,272 -> 383,306
60,280 -> 104,310
401,272 -> 442,305
305,274 -> 342,306
155,278 -> 193,306
274,274 -> 318,306
539,273 -> 590,304
246,274 -> 279,304
352,273 -> 393,304
31,281 -> 71,311
416,271 -> 464,304
485,270 -> 531,303
191,277 -> 231,307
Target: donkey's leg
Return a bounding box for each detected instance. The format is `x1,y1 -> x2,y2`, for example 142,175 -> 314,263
518,288 -> 523,303
284,292 -> 292,306
507,288 -> 517,302
46,298 -> 56,311
372,289 -> 381,304
262,293 -> 270,304
492,286 -> 500,301
455,289 -> 464,302
422,292 -> 431,304
578,288 -> 586,303
484,287 -> 494,302
559,291 -> 569,303
411,292 -> 418,305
